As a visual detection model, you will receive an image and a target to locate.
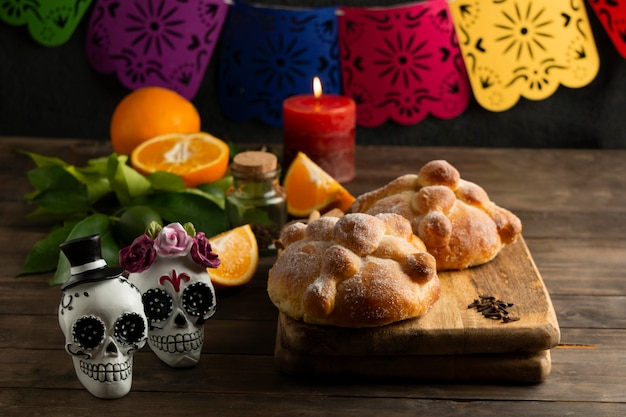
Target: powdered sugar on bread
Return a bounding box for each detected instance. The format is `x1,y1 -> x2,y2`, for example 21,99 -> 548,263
268,213 -> 440,327
350,160 -> 522,270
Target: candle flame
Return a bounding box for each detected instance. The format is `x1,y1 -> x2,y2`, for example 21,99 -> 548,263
313,77 -> 322,99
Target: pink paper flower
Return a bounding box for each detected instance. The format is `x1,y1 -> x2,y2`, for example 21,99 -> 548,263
191,233 -> 220,269
119,234 -> 156,273
154,223 -> 193,257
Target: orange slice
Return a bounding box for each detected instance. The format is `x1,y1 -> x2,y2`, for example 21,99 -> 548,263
208,224 -> 259,289
130,132 -> 229,187
283,152 -> 355,218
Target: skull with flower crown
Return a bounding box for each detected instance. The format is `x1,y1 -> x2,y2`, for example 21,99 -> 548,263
121,222 -> 220,367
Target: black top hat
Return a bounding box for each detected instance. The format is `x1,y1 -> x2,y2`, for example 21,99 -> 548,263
60,234 -> 124,290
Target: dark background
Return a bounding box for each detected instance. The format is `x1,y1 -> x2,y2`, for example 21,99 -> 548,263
1,1 -> 625,149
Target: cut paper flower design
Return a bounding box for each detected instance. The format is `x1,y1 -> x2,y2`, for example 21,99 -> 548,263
0,0 -> 92,46
450,0 -> 599,112
85,0 -> 228,100
338,0 -> 471,127
588,0 -> 626,58
217,0 -> 340,126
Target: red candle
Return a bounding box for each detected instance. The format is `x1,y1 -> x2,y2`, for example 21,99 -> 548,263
283,77 -> 356,183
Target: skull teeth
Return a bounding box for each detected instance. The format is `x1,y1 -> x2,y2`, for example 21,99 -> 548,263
149,328 -> 204,353
79,358 -> 132,382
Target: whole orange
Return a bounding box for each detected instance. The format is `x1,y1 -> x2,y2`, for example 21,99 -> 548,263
110,86 -> 201,156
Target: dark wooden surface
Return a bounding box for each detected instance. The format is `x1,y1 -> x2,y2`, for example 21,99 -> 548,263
1,137 -> 625,415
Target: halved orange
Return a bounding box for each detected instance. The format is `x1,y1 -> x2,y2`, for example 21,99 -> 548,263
110,86 -> 201,156
130,132 -> 229,187
283,151 -> 355,218
208,224 -> 259,289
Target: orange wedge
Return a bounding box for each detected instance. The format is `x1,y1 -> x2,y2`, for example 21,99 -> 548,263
208,224 -> 259,289
283,152 -> 355,218
130,132 -> 229,187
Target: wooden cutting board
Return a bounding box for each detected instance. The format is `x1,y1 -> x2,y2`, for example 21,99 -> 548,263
274,343 -> 552,383
274,237 -> 560,383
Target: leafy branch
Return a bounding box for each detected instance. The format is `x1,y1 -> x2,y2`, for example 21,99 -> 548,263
19,151 -> 231,286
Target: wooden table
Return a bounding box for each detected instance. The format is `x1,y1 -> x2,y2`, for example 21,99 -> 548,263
1,137 -> 625,415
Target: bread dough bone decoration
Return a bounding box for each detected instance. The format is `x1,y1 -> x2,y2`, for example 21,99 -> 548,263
350,160 -> 522,271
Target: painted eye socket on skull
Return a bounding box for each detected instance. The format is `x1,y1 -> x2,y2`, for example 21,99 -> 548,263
182,282 -> 216,321
114,312 -> 147,345
72,315 -> 105,350
142,288 -> 173,323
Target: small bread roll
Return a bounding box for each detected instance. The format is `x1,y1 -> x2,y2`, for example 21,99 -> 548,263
268,213 -> 440,327
350,160 -> 522,271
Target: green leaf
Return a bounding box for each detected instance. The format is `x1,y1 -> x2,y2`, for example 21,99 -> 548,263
202,175 -> 233,195
193,175 -> 232,209
184,188 -> 226,210
67,162 -> 112,203
147,171 -> 187,192
145,221 -> 163,239
19,220 -> 79,275
107,154 -> 152,205
31,186 -> 91,215
23,188 -> 39,201
183,222 -> 196,237
24,206 -> 49,218
25,166 -> 93,218
232,205 -> 274,227
26,165 -> 81,194
228,142 -> 244,161
86,155 -> 110,173
20,150 -> 68,168
100,226 -> 122,268
129,192 -> 227,237
50,251 -> 71,286
49,213 -> 119,286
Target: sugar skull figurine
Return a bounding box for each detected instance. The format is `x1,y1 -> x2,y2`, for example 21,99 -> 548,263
58,235 -> 148,399
121,222 -> 220,368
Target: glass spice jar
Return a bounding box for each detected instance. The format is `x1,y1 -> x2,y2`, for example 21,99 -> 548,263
225,151 -> 287,256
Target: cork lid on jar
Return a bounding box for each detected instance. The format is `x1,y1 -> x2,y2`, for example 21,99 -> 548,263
231,151 -> 278,175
